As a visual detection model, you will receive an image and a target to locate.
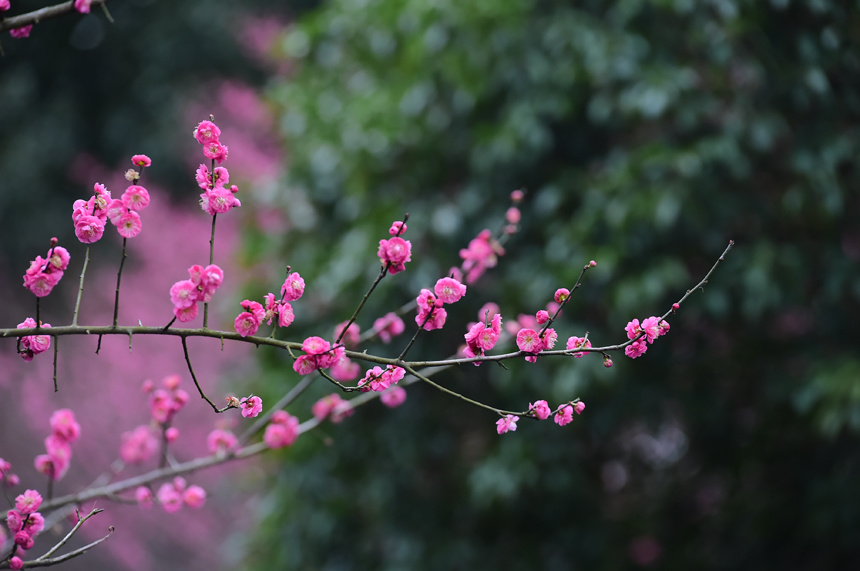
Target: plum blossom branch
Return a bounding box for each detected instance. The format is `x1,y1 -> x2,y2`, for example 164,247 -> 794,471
0,1 -> 110,34
32,508 -> 106,563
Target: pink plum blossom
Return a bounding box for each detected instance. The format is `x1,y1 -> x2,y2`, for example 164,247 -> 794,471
193,120 -> 221,145
280,272 -> 305,301
116,211 -> 142,238
202,140 -> 228,164
574,401 -> 586,415
206,429 -> 237,454
74,0 -> 92,13
555,404 -> 574,426
17,318 -> 51,362
434,277 -> 467,304
183,485 -> 207,508
625,339 -> 648,359
380,386 -> 407,408
264,412 -> 300,449
373,312 -> 405,343
50,409 -> 80,442
496,415 -> 520,434
240,396 -> 263,418
157,483 -> 183,513
566,335 -> 591,358
121,185 -> 150,211
135,486 -> 154,509
131,154 -> 151,167
14,490 -> 42,515
10,25 -> 32,38
378,236 -> 412,274
120,425 -> 158,463
530,400 -> 552,420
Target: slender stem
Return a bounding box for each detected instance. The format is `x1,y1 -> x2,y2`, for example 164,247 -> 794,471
398,305 -> 434,361
181,337 -> 221,413
335,213 -> 409,345
203,213 -> 217,329
35,508 -> 104,562
112,238 -> 128,327
53,336 -> 59,392
405,365 -> 520,416
72,246 -> 90,326
0,0 -> 110,33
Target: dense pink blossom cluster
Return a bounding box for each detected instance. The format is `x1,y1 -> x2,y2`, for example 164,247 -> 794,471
169,263 -> 224,322
459,229 -> 504,284
5,488 -> 45,568
463,304 -> 503,363
16,317 -> 51,362
358,365 -> 405,393
311,394 -> 353,423
497,399 -> 585,433
292,336 -> 345,376
240,395 -> 263,418
73,156 -> 153,243
152,477 -> 206,513
515,325 -> 558,363
234,271 -> 303,336
264,410 -> 300,449
624,316 -> 670,359
22,239 -> 69,297
193,120 -> 241,215
414,276 -> 467,331
33,409 -> 80,482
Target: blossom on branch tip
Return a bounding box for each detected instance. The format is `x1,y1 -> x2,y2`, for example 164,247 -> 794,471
74,0 -> 93,13
496,415 -> 520,434
193,120 -> 221,145
574,401 -> 586,415
378,236 -> 412,274
389,220 -> 407,236
281,272 -> 305,301
131,154 -> 151,167
202,140 -> 229,164
9,557 -> 22,570
240,396 -> 263,418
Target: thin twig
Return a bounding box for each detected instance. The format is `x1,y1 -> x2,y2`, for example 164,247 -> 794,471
0,0 -> 110,33
35,508 -> 104,562
72,246 -> 90,326
112,238 -> 128,327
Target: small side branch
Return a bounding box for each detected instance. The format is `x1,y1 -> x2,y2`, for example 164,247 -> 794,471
0,0 -> 110,33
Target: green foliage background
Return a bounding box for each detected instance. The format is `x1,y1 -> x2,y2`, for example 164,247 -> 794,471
241,0 -> 860,569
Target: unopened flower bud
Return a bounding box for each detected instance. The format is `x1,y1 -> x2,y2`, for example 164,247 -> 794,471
672,303 -> 680,312
225,395 -> 241,408
603,356 -> 613,368
510,189 -> 524,203
589,260 -> 597,268
574,401 -> 586,414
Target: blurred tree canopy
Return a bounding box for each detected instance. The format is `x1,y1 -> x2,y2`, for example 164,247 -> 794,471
242,0 -> 860,569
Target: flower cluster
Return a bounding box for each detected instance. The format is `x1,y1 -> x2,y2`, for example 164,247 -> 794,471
34,409 -> 80,481
624,316 -> 671,359
311,394 -> 354,423
16,317 -> 51,362
143,477 -> 206,513
72,156 -> 153,243
377,221 -> 412,274
459,228 -> 504,284
22,239 -> 69,297
415,276 -> 468,331
293,336 -> 344,375
264,410 -> 300,449
169,263 -> 224,322
463,304 -> 503,363
516,325 -> 558,363
566,335 -> 591,358
495,400 -> 586,434
6,489 -> 45,569
234,271 -> 303,337
193,119 -> 241,215
357,365 -> 405,393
